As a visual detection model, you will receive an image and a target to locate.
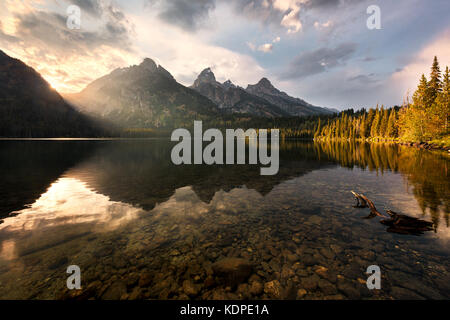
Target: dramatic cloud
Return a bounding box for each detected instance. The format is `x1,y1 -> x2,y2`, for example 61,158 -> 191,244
280,42 -> 357,79
0,0 -> 448,109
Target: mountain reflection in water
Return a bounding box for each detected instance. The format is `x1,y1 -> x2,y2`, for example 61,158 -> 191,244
0,140 -> 448,300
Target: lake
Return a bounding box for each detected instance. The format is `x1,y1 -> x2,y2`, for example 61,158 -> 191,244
0,139 -> 448,299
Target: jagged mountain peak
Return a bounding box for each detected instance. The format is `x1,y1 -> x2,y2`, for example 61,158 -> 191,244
191,67 -> 219,89
246,77 -> 279,95
139,57 -> 158,71
256,77 -> 274,88
246,77 -> 334,116
222,79 -> 236,89
197,67 -> 216,83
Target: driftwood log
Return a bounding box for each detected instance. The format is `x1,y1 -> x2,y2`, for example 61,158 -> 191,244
351,191 -> 386,218
351,191 -> 434,235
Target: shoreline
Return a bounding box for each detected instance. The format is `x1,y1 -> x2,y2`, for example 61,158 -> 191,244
314,137 -> 449,152
1,136 -> 449,152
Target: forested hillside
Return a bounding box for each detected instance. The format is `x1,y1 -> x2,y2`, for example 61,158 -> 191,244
0,50 -> 110,138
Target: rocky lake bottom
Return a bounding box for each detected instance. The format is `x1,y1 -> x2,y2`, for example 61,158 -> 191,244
0,140 -> 448,300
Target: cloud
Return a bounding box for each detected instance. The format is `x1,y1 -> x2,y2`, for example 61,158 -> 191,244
0,21 -> 19,43
247,41 -> 256,51
362,56 -> 377,62
280,42 -> 357,79
274,0 -> 303,33
347,73 -> 378,84
147,0 -> 215,31
143,0 -> 367,35
314,20 -> 333,29
258,43 -> 273,53
132,13 -> 267,88
303,0 -> 340,10
228,0 -> 361,34
229,0 -> 301,33
69,0 -> 103,17
248,40 -> 278,53
13,10 -> 132,52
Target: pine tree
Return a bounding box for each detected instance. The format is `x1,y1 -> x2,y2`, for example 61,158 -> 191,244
428,56 -> 442,103
365,108 -> 375,138
413,74 -> 430,109
314,118 -> 322,138
371,106 -> 381,137
443,66 -> 450,132
432,66 -> 450,135
386,109 -> 397,138
360,114 -> 367,138
402,74 -> 432,141
379,107 -> 389,137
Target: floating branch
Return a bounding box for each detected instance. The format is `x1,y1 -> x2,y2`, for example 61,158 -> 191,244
351,191 -> 368,208
350,192 -> 434,236
351,191 -> 386,217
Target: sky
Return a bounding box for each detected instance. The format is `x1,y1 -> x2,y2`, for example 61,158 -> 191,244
1,0 -> 449,110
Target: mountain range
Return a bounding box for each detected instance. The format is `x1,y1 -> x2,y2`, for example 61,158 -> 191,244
65,58 -> 220,129
190,68 -> 289,118
191,68 -> 335,117
1,51 -> 336,136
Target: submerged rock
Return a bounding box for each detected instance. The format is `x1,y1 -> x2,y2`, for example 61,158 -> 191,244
391,286 -> 425,300
212,258 -> 253,286
182,279 -> 200,297
48,256 -> 68,270
296,288 -> 307,299
102,281 -> 127,300
307,215 -> 323,225
249,280 -> 263,296
264,280 -> 282,299
301,274 -> 320,291
138,273 -> 152,287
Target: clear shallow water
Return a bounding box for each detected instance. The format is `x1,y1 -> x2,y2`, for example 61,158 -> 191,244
0,140 -> 448,299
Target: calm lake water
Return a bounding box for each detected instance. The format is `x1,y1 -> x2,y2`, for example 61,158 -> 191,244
0,140 -> 448,300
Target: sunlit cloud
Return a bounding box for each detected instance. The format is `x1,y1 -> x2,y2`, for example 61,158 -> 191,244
0,0 -> 139,92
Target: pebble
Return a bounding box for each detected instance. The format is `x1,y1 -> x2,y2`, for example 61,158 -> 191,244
264,280 -> 282,299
